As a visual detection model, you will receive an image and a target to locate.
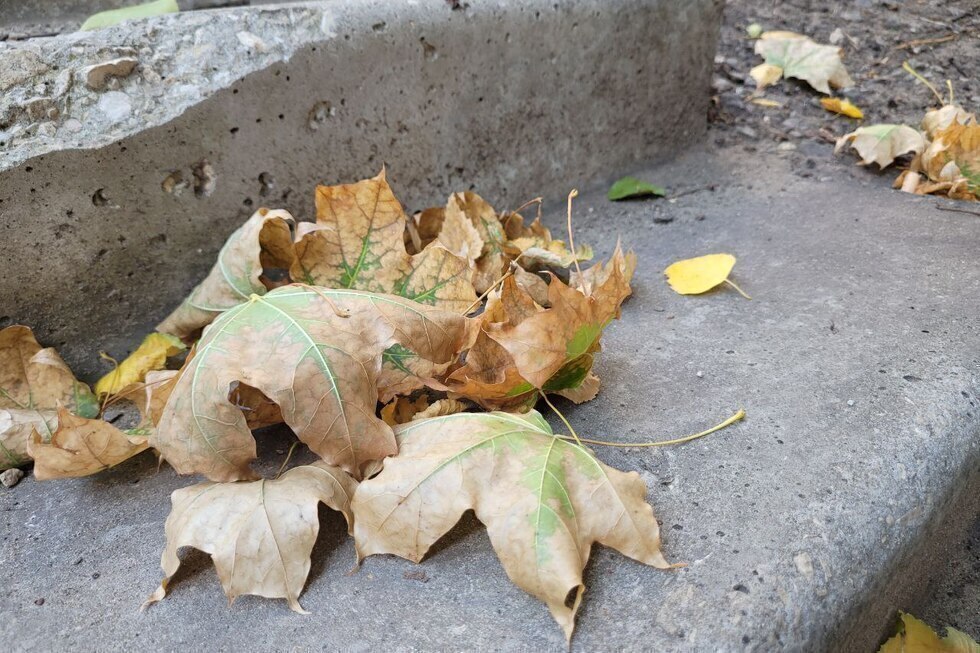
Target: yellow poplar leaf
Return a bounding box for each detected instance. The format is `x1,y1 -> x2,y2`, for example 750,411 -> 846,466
0,408 -> 56,471
664,253 -> 741,295
27,407 -> 149,480
750,63 -> 783,90
835,125 -> 926,169
94,332 -> 185,396
878,612 -> 980,653
157,208 -> 296,340
0,325 -> 99,419
821,97 -> 864,119
353,411 -> 675,642
144,461 -> 357,614
150,285 -> 475,482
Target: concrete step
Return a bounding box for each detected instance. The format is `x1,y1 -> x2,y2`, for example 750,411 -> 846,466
2,0 -> 979,650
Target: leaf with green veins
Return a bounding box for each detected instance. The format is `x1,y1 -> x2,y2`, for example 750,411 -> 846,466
158,208 -> 296,340
80,0 -> 178,31
150,284 -> 475,481
754,32 -> 853,94
0,408 -> 56,471
352,410 -> 675,642
607,176 -> 666,201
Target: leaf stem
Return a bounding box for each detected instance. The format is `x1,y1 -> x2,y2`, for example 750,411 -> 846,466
461,270 -> 513,315
275,441 -> 301,479
566,189 -> 584,292
902,61 -> 944,105
539,391 -> 583,447
292,284 -> 351,318
98,351 -> 121,413
724,278 -> 752,300
557,408 -> 745,448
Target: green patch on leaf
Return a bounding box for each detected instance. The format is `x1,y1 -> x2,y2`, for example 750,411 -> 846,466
80,0 -> 178,31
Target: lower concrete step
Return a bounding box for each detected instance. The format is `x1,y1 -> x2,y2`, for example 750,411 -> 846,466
1,143 -> 978,650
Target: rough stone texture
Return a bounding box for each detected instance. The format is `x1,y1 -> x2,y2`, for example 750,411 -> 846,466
1,146 -> 977,650
0,0 -> 722,378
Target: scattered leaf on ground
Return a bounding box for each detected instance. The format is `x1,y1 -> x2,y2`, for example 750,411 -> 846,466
144,461 -> 356,614
878,612 -> 979,653
94,333 -> 185,396
80,0 -> 178,31
754,33 -> 854,94
664,253 -> 749,298
835,125 -> 926,168
922,105 -> 977,139
150,285 -> 475,481
353,411 -> 675,641
821,97 -> 864,119
28,407 -> 149,480
607,176 -> 666,201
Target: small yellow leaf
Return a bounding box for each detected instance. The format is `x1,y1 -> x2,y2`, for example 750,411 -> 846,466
878,612 -> 980,653
95,333 -> 185,396
750,63 -> 783,90
664,254 -> 749,298
821,97 -> 864,119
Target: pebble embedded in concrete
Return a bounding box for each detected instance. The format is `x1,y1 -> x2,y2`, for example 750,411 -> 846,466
0,468 -> 24,488
82,57 -> 139,91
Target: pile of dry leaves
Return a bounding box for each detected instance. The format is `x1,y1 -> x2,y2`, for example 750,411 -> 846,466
0,171 -> 700,640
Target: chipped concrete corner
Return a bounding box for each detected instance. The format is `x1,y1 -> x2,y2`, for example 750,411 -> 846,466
0,0 -> 723,375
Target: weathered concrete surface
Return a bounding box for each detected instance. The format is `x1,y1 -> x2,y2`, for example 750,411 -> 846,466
2,145 -> 978,650
0,0 -> 723,377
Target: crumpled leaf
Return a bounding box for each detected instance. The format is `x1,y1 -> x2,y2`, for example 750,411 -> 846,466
445,247 -> 632,410
820,97 -> 864,119
0,408 -> 56,471
445,191 -> 509,293
291,172 -> 478,399
607,176 -> 666,201
922,105 -> 977,139
380,395 -> 430,427
151,284 -> 475,481
27,407 -> 149,480
353,411 -> 675,641
158,208 -> 296,340
664,253 -> 742,296
878,612 -> 979,653
915,122 -> 980,186
80,0 -> 178,31
0,325 -> 99,419
754,33 -> 854,94
94,332 -> 186,396
835,125 -> 926,169
144,461 -> 356,614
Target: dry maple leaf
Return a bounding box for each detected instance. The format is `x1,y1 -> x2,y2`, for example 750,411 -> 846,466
353,411 -> 675,641
151,284 -> 475,482
835,125 -> 926,168
916,122 -> 980,185
0,408 -> 56,470
754,33 -> 853,95
291,172 -> 478,399
157,208 -> 296,340
144,461 -> 357,614
27,407 -> 149,480
922,105 -> 976,139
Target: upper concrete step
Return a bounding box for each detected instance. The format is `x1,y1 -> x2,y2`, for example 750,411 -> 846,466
0,0 -> 722,378
1,143 -> 978,651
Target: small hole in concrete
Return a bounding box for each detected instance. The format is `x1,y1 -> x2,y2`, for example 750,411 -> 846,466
25,166 -> 33,172
258,172 -> 276,197
243,197 -> 253,207
307,101 -> 334,131
192,160 -> 216,198
372,22 -> 386,31
162,170 -> 188,195
230,127 -> 239,134
92,189 -> 109,206
278,114 -> 284,120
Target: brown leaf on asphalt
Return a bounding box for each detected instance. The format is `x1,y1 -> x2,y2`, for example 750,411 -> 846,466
754,32 -> 854,94
353,411 -> 675,641
150,284 -> 475,482
0,325 -> 99,418
144,461 -> 357,614
157,208 -> 296,340
27,407 -> 149,480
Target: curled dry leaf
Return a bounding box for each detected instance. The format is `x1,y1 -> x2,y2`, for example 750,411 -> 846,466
754,32 -> 853,94
0,408 -> 56,470
820,97 -> 864,119
878,612 -> 979,653
94,332 -> 185,396
380,394 -> 430,427
144,461 -> 357,614
157,208 -> 296,340
27,407 -> 149,480
922,104 -> 976,139
151,284 -> 475,481
835,125 -> 926,169
445,247 -> 634,410
353,411 -> 675,641
916,122 -> 980,186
